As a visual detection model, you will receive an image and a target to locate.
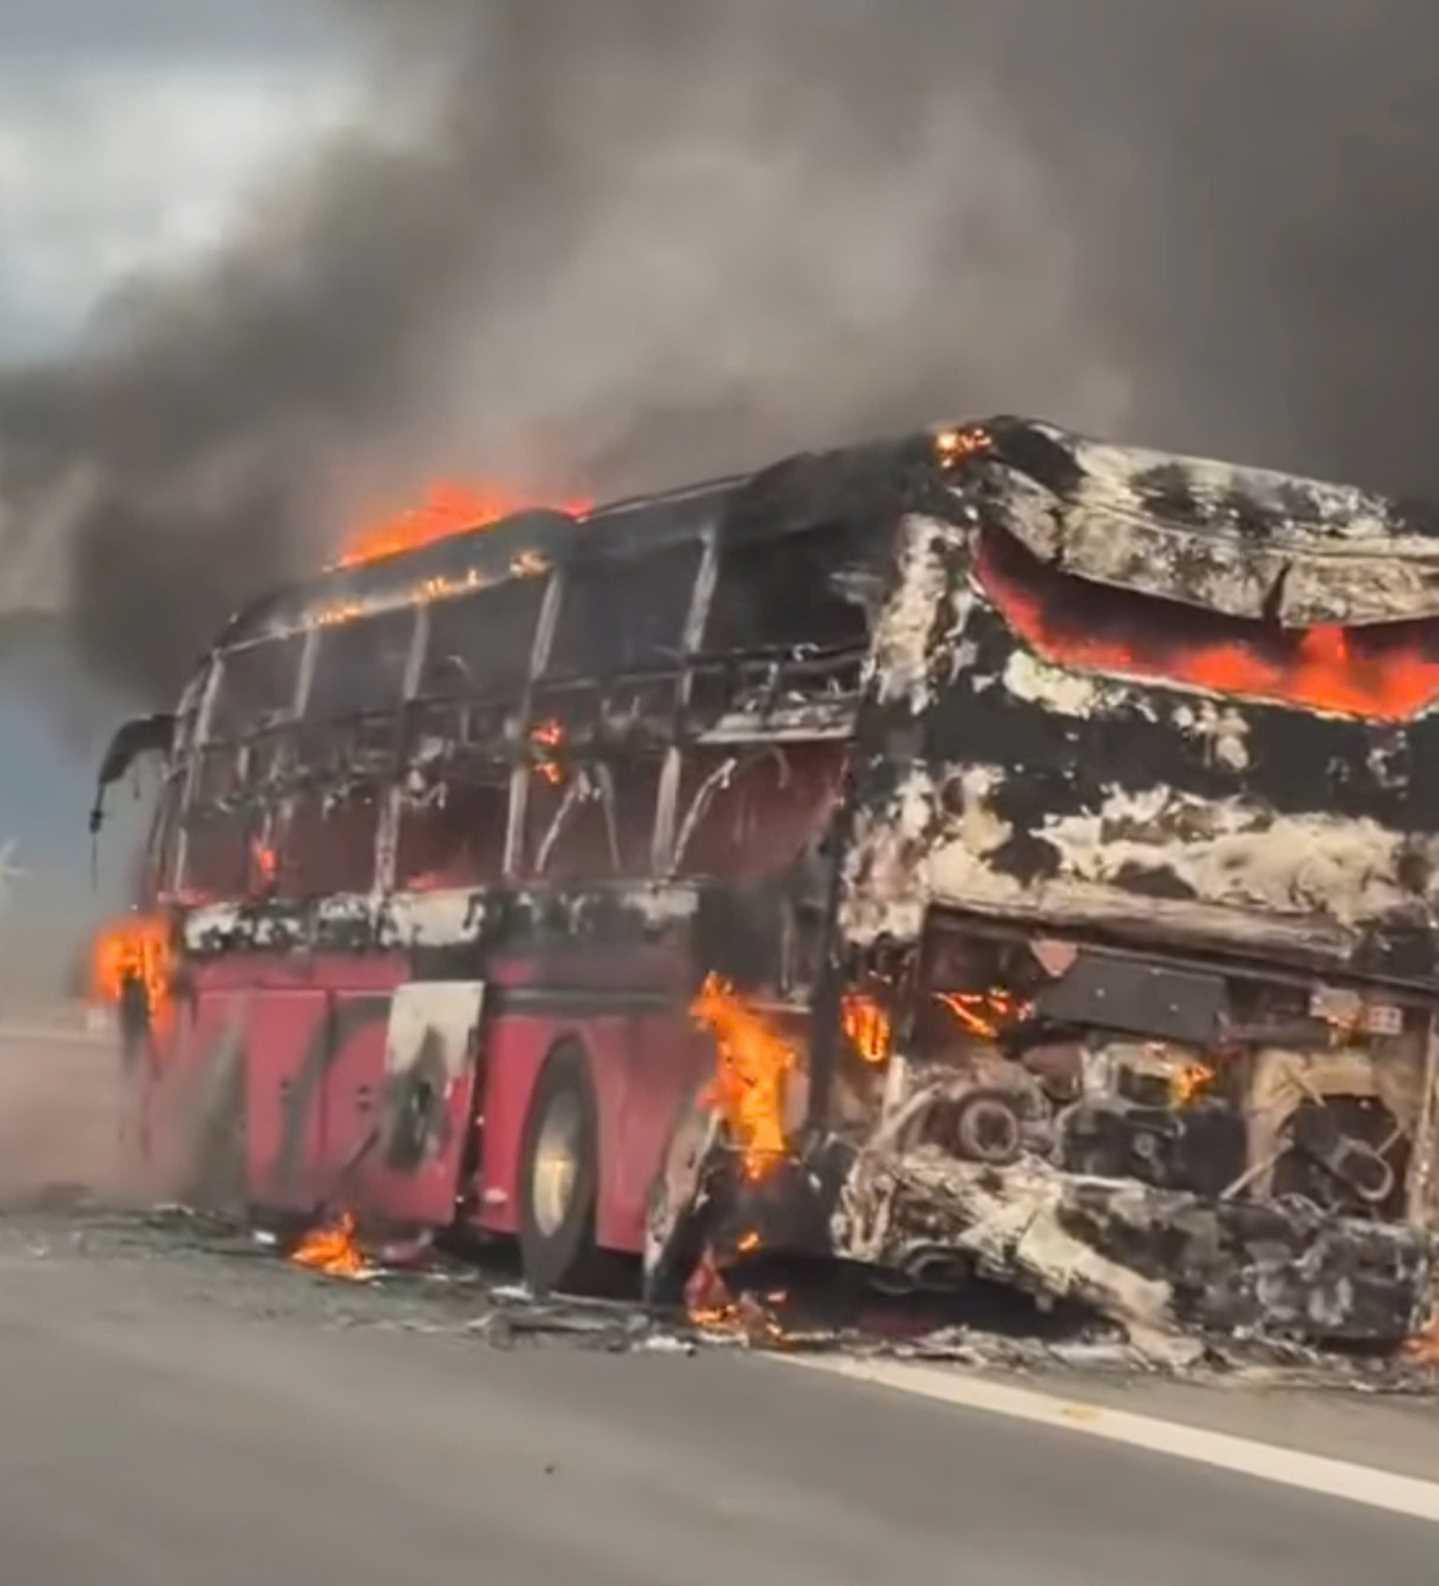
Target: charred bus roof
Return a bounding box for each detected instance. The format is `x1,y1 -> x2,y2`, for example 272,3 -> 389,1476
216,414 -> 1439,652
973,417 -> 1439,628
215,430 -> 951,650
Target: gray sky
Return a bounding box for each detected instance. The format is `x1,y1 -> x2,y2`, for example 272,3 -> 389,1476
0,1 -> 366,358
0,1 -> 363,998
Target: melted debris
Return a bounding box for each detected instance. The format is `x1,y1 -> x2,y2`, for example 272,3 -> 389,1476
6,1192 -> 1439,1398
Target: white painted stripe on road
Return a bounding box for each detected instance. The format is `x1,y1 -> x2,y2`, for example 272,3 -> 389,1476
0,1025 -> 108,1046
778,1353 -> 1439,1525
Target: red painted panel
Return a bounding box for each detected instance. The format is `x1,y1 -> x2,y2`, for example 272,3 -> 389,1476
471,1008 -> 709,1255
187,950 -> 406,995
321,992 -> 390,1205
143,989 -> 249,1201
605,1014 -> 712,1251
472,1016 -> 557,1235
245,989 -> 329,1212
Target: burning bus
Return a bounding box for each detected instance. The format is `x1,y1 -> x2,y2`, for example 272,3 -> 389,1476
93,417 -> 1439,1342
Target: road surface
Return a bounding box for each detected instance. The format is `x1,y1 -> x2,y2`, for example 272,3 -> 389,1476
1,1028 -> 1438,1584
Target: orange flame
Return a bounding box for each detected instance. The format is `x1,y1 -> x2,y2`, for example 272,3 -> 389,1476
251,839 -> 278,891
1172,1061 -> 1217,1107
978,533 -> 1439,722
683,1250 -> 786,1342
290,1210 -> 369,1280
933,987 -> 1031,1041
1406,1308 -> 1439,1365
691,973 -> 796,1182
531,717 -> 567,785
91,915 -> 174,1031
841,994 -> 892,1064
333,482 -> 590,570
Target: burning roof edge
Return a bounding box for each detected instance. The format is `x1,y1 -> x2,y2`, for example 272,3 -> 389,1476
218,473 -> 749,649
213,414 -> 1439,651
979,417 -> 1439,627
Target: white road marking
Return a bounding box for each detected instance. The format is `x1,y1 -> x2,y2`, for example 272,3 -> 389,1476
0,1026 -> 109,1049
777,1353 -> 1439,1525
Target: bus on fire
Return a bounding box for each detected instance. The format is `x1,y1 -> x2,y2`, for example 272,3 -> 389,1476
92,417 -> 1439,1343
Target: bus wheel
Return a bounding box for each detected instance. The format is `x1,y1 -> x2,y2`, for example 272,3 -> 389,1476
518,1042 -> 609,1295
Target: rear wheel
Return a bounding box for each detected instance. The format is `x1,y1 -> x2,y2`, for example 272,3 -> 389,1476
518,1042 -> 611,1294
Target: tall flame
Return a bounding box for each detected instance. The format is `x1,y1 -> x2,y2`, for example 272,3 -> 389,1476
978,532 -> 1439,722
841,993 -> 892,1064
333,481 -> 590,570
691,973 -> 796,1181
91,915 -> 174,1030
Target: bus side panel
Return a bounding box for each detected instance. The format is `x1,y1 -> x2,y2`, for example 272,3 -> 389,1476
355,983 -> 482,1228
472,1009 -> 710,1256
144,985 -> 248,1201
245,988 -> 329,1212
591,1012 -> 712,1253
322,991 -> 390,1206
471,1014 -> 554,1236
608,1015 -> 714,1250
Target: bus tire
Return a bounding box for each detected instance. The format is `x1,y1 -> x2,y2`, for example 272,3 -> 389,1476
518,1042 -> 610,1295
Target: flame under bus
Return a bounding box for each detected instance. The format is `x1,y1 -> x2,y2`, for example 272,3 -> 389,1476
93,417 -> 1439,1344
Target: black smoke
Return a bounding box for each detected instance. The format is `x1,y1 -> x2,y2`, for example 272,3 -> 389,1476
4,0 -> 1439,706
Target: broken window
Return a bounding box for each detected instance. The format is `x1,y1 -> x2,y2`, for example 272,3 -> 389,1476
546,543 -> 701,678
276,788 -> 383,899
181,808 -> 252,900
146,770 -> 186,898
703,524 -> 881,656
672,742 -> 846,881
209,636 -> 304,739
306,609 -> 416,722
527,768 -> 615,880
421,579 -> 545,700
520,755 -> 662,881
611,756 -> 665,875
396,754 -> 510,889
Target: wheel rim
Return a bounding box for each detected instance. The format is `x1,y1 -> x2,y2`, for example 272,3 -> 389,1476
532,1090 -> 583,1238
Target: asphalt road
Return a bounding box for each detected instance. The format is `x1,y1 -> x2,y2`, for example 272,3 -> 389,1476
1,1028 -> 1438,1585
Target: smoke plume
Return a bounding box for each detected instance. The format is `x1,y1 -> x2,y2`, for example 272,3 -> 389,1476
3,0 -> 1439,707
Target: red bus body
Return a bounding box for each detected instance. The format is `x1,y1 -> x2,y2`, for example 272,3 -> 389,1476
96,419 -> 1439,1335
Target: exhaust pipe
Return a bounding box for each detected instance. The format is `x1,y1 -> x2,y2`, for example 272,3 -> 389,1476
903,1249 -> 973,1291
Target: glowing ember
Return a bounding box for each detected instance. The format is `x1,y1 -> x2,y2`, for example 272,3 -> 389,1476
1406,1312 -> 1439,1365
290,1210 -> 370,1280
683,1251 -> 786,1344
333,481 -> 590,570
251,840 -> 278,890
736,1229 -> 762,1255
933,987 -> 1031,1041
978,532 -> 1439,722
530,717 -> 567,785
1172,1061 -> 1217,1107
91,915 -> 174,1030
934,425 -> 993,468
841,993 -> 892,1064
690,973 -> 796,1182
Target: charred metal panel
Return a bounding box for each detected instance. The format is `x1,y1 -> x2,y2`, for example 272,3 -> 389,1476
359,980 -> 484,1225
833,1147 -> 1432,1344
1033,955 -> 1226,1045
182,883 -> 698,962
844,508 -> 1439,980
979,417 -> 1439,626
